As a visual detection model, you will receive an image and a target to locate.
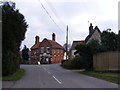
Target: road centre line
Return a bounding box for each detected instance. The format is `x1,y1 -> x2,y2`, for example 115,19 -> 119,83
52,76 -> 62,84
43,67 -> 47,71
42,67 -> 62,84
47,71 -> 51,74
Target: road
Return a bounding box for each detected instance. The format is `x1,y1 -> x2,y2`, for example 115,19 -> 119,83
2,64 -> 119,88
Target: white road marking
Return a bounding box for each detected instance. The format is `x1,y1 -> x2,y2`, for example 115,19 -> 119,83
52,76 -> 62,84
47,71 -> 51,75
43,67 -> 47,71
42,67 -> 62,84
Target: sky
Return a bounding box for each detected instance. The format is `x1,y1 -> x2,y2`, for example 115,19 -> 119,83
6,0 -> 119,50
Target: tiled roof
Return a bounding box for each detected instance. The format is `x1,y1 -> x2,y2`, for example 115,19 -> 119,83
30,42 -> 41,49
71,40 -> 85,50
47,39 -> 64,49
31,38 -> 64,50
85,26 -> 101,43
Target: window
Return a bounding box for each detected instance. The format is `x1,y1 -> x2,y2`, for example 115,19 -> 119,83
61,50 -> 63,53
37,49 -> 39,53
34,51 -> 36,55
56,49 -> 58,53
58,55 -> 60,61
46,47 -> 50,53
59,49 -> 61,53
54,49 -> 56,53
41,47 -> 44,53
54,55 -> 56,61
58,49 -> 60,53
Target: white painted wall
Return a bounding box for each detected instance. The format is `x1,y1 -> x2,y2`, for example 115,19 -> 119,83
87,29 -> 101,44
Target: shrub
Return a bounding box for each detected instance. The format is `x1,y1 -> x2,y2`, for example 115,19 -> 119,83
61,60 -> 68,65
62,56 -> 84,69
71,56 -> 84,69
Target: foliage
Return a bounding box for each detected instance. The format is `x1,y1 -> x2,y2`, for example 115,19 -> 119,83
2,1 -> 28,76
75,39 -> 101,70
62,56 -> 84,69
101,30 -> 118,51
22,45 -> 29,61
75,30 -> 119,71
117,32 -> 120,51
2,68 -> 25,81
61,60 -> 68,65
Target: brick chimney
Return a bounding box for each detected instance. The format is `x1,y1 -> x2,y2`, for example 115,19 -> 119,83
52,33 -> 56,41
35,36 -> 39,44
89,23 -> 93,34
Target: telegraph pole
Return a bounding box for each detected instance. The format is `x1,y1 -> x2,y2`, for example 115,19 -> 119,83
66,25 -> 68,60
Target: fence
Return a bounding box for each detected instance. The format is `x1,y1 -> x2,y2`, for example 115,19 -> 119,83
93,51 -> 120,71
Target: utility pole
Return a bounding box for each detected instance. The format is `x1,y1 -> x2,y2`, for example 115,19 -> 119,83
66,25 -> 68,60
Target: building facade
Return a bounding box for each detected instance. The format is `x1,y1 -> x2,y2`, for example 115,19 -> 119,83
29,36 -> 41,64
69,23 -> 101,59
85,23 -> 101,44
69,40 -> 84,59
30,33 -> 64,64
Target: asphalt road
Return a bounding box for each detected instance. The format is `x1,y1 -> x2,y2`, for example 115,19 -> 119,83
2,64 -> 119,88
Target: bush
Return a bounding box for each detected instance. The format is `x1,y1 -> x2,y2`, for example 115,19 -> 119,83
62,56 -> 84,69
71,56 -> 84,69
61,60 -> 68,65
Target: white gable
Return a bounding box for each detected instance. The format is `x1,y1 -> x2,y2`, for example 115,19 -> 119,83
86,29 -> 101,44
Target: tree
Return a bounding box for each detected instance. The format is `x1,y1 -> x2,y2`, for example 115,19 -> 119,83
117,33 -> 120,51
75,30 -> 119,71
101,30 -> 118,51
2,1 -> 28,76
75,39 -> 101,70
22,45 -> 29,62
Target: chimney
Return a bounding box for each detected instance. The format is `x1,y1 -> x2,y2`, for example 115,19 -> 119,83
89,23 -> 93,34
52,33 -> 56,41
35,36 -> 39,44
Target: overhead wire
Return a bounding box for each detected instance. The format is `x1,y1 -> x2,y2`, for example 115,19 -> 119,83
43,0 -> 74,43
44,0 -> 66,29
38,0 -> 64,33
38,0 -> 84,45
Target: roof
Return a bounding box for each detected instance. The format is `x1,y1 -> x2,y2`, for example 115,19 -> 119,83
71,40 -> 85,50
30,38 -> 64,50
30,42 -> 41,50
85,26 -> 101,43
46,39 -> 64,49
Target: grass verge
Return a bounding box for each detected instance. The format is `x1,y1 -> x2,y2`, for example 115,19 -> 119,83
2,68 -> 25,81
80,71 -> 120,84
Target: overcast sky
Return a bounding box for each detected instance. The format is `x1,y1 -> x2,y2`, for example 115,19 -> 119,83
9,0 -> 119,50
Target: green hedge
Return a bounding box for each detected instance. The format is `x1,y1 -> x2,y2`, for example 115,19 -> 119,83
62,56 -> 84,69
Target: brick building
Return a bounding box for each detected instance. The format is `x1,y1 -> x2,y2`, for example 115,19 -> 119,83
30,33 -> 64,64
29,36 -> 41,64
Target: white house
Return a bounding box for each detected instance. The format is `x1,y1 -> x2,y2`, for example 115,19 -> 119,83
85,23 -> 101,44
70,40 -> 84,59
69,23 -> 101,59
